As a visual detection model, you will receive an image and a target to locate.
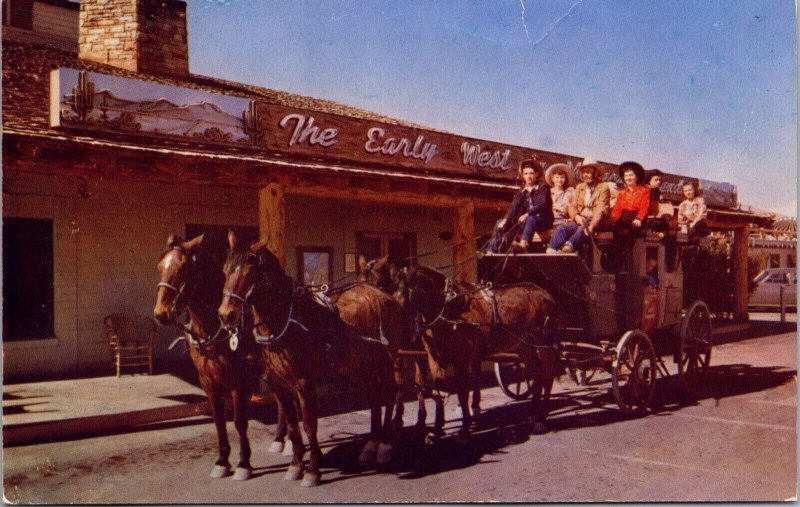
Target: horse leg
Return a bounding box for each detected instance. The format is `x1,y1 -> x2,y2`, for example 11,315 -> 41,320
527,352 -> 548,434
531,347 -> 558,434
470,360 -> 482,428
268,391 -> 289,454
208,391 -> 232,478
378,376 -> 395,465
414,360 -> 428,431
277,389 -> 305,482
454,367 -> 472,441
359,381 -> 382,465
297,380 -> 322,487
231,389 -> 253,480
391,359 -> 406,432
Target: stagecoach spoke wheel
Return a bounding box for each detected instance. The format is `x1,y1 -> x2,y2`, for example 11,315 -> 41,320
612,330 -> 657,415
678,300 -> 713,390
494,361 -> 533,400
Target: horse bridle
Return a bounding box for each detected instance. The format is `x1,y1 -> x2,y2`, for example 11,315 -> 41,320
223,266 -> 310,347
159,248 -> 234,352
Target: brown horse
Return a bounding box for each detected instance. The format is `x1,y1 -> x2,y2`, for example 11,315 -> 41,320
153,233 -> 292,480
218,231 -> 403,487
405,265 -> 561,437
357,256 -> 437,432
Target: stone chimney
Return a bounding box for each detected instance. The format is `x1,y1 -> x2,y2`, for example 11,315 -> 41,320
78,0 -> 189,78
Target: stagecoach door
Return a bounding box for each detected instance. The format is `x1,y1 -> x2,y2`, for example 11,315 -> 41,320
356,232 -> 417,270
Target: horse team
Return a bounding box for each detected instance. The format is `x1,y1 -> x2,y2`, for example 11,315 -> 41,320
153,231 -> 560,487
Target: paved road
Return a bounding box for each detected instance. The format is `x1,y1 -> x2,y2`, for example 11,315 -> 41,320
3,329 -> 796,503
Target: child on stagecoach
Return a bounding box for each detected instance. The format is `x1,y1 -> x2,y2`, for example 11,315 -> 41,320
547,157 -> 611,254
487,159 -> 553,253
677,180 -> 708,239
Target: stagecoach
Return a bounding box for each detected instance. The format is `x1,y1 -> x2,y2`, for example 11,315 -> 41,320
478,228 -> 713,414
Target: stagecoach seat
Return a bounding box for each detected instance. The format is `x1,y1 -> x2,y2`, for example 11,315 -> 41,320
104,313 -> 156,377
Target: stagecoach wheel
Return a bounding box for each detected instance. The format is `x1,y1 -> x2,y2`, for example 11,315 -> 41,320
494,361 -> 533,400
678,300 -> 713,390
612,330 -> 657,415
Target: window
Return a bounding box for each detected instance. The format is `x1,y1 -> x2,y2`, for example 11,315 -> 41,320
3,217 -> 54,340
296,246 -> 333,286
355,232 -> 417,270
5,0 -> 33,29
185,224 -> 259,267
769,254 -> 781,268
788,254 -> 796,269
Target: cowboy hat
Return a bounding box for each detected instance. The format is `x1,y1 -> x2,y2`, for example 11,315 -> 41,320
518,158 -> 545,177
574,156 -> 605,179
545,163 -> 575,187
618,161 -> 646,184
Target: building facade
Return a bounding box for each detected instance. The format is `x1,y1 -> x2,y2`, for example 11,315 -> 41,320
2,0 -> 770,380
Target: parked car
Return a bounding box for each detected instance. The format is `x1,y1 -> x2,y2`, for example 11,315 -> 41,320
749,268 -> 797,311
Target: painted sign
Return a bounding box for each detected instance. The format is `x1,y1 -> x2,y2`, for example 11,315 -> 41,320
48,67 -> 737,205
253,101 -> 545,180
50,68 -> 252,146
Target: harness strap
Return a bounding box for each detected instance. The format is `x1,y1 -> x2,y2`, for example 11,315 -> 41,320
252,299 -> 309,346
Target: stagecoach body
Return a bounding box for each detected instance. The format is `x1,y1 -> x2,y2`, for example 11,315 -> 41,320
478,230 -> 713,413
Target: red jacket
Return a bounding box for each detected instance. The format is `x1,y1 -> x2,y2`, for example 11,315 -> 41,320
611,185 -> 651,222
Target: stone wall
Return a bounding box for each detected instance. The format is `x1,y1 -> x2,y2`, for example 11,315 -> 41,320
78,0 -> 188,77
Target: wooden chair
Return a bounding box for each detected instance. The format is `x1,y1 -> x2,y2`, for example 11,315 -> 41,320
104,313 -> 156,377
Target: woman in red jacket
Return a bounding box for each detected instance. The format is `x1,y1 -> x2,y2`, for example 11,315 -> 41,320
611,161 -> 651,231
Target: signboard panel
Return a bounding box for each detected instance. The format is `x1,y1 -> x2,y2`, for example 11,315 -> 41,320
48,67 -> 737,206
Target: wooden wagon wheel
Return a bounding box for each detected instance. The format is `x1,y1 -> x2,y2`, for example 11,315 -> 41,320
678,300 -> 713,389
494,360 -> 533,400
612,330 -> 657,415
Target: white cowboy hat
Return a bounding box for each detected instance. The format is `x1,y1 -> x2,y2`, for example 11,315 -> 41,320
574,156 -> 606,179
545,163 -> 575,188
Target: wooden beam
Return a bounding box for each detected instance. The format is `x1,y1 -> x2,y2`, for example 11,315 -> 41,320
258,184 -> 286,268
453,198 -> 476,283
732,225 -> 750,322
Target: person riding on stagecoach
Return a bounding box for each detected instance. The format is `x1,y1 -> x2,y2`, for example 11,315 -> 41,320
487,159 -> 554,253
547,157 -> 611,254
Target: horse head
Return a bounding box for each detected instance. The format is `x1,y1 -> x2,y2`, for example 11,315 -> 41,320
358,255 -> 401,294
218,230 -> 292,336
154,233 -> 206,326
405,265 -> 450,322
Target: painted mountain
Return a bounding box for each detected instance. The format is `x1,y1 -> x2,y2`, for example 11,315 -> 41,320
61,89 -> 249,143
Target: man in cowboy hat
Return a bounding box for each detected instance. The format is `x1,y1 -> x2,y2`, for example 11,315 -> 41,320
547,156 -> 610,254
487,158 -> 553,253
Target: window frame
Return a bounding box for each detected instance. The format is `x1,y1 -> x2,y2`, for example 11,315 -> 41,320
295,246 -> 334,286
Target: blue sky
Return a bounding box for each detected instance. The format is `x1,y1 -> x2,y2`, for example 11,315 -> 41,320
187,0 -> 797,217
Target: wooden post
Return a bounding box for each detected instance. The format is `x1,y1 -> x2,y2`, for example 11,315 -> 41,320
258,183 -> 286,268
453,198 -> 476,283
732,225 -> 750,322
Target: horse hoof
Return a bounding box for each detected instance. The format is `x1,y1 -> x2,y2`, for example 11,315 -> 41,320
282,440 -> 294,457
358,440 -> 379,463
301,472 -> 321,487
377,443 -> 393,464
283,465 -> 304,481
209,465 -> 232,478
531,421 -> 548,435
232,467 -> 253,481
268,441 -> 285,454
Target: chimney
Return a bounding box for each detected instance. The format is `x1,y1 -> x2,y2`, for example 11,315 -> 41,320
78,0 -> 189,78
